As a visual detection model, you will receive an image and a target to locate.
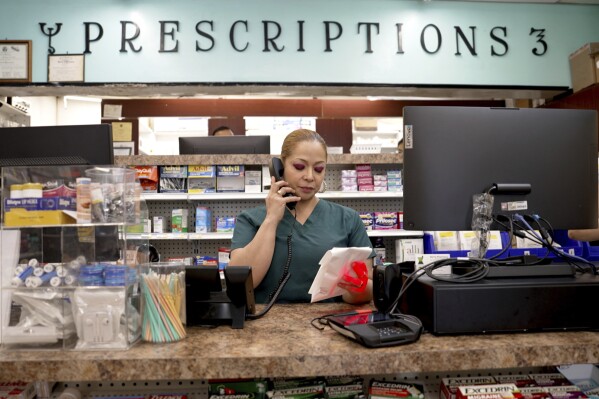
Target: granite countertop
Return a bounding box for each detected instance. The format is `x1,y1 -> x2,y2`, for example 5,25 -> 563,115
2,303 -> 599,382
115,153 -> 402,166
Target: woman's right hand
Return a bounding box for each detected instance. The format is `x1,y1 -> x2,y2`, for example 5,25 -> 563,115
265,176 -> 298,221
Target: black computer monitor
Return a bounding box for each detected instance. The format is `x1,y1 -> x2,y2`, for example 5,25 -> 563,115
179,135 -> 271,155
402,106 -> 598,231
0,124 -> 114,167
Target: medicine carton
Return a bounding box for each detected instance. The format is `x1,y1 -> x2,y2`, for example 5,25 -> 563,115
188,165 -> 216,193
374,212 -> 398,229
440,377 -> 498,399
159,165 -> 187,193
216,216 -> 236,233
195,206 -> 212,233
456,383 -> 519,399
4,197 -> 76,211
171,209 -> 189,233
359,212 -> 375,230
369,380 -> 424,399
395,237 -> 424,263
0,381 -> 36,399
245,167 -> 262,193
217,165 -> 245,192
134,165 -> 159,193
324,376 -> 363,399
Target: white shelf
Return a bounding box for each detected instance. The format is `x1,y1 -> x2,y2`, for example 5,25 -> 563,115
189,232 -> 233,240
128,229 -> 421,241
141,191 -> 403,201
141,193 -> 188,201
320,191 -> 403,199
367,229 -> 423,237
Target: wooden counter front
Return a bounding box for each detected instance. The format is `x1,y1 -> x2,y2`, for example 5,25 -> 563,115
1,303 -> 599,382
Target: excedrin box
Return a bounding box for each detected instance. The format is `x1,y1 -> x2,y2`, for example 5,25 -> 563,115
441,377 -> 498,399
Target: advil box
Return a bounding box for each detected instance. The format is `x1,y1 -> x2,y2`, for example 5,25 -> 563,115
188,165 -> 216,194
159,165 -> 187,193
216,165 -> 245,192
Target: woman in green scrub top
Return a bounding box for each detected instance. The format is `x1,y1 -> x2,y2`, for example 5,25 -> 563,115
229,129 -> 375,304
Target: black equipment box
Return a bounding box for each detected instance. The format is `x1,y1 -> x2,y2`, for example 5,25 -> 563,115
401,274 -> 599,335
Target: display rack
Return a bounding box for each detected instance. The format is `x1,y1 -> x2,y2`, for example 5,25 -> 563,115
0,165 -> 149,350
115,154 -> 418,262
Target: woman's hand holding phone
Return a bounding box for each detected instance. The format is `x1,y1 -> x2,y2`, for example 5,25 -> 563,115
266,177 -> 300,220
269,158 -> 300,211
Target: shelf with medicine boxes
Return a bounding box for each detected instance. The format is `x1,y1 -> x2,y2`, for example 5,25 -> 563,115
115,154 -> 414,265
0,165 -> 150,351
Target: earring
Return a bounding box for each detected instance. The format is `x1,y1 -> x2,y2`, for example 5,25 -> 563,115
319,181 -> 327,193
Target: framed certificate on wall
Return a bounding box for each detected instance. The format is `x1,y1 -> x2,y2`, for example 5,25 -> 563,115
48,54 -> 85,82
0,40 -> 32,83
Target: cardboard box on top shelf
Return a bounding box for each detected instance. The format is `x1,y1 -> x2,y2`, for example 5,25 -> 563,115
569,42 -> 599,92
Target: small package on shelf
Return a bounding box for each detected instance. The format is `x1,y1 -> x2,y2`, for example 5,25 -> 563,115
324,376 -> 363,399
245,166 -> 263,193
459,230 -> 503,251
440,377 -> 498,399
209,379 -> 268,399
218,247 -> 231,270
159,165 -> 187,193
432,231 -> 460,251
374,212 -> 398,230
494,375 -> 539,388
188,165 -> 216,193
195,206 -> 212,233
455,383 -> 519,399
0,381 -> 36,399
134,166 -> 159,193
395,237 -> 424,263
172,209 -> 189,233
369,380 -> 424,399
42,179 -> 76,198
216,216 -> 236,233
359,212 -> 374,230
268,377 -> 326,399
217,165 -> 245,192
153,216 -> 165,233
194,255 -> 218,266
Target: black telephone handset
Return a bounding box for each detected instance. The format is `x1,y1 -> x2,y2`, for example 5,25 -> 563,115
269,157 -> 297,210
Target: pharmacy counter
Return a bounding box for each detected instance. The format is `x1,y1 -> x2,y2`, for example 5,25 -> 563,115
1,303 -> 599,382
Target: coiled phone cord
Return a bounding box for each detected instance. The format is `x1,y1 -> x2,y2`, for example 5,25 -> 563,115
247,217 -> 296,319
